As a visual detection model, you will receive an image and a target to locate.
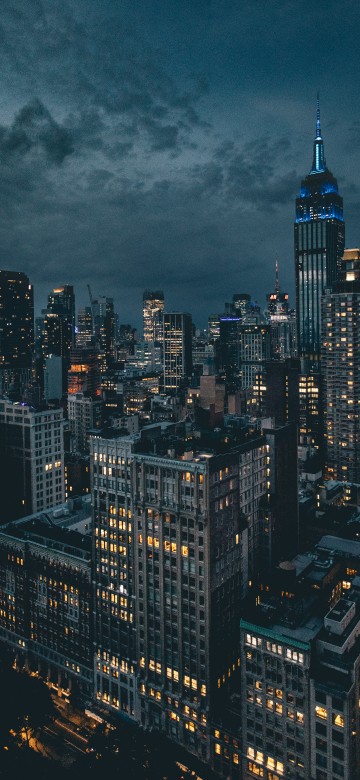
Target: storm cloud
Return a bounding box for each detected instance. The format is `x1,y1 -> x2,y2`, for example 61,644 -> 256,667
0,0 -> 359,326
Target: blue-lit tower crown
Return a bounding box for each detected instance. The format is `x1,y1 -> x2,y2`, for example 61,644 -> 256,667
295,98 -> 345,363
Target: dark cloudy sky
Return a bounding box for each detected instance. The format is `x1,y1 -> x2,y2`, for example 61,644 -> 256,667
1,0 -> 360,328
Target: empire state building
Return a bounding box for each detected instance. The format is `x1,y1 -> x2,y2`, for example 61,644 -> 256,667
295,100 -> 345,363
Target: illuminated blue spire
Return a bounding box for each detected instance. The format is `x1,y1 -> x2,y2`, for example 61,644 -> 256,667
311,93 -> 326,174
316,92 -> 321,138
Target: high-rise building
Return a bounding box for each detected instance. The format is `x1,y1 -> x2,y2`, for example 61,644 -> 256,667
47,285 -> 76,343
0,400 -> 65,520
91,296 -> 117,370
295,99 -> 345,363
322,248 -> 360,482
67,346 -> 101,399
90,420 -> 297,758
143,290 -> 165,343
91,433 -> 252,760
267,260 -> 296,359
77,306 -> 93,348
163,312 -> 192,392
219,313 -> 270,390
0,270 -> 34,396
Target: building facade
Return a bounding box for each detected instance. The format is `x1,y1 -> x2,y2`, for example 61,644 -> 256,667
0,400 -> 65,520
0,514 -> 93,698
143,290 -> 165,343
163,313 -> 192,392
239,536 -> 360,780
322,249 -> 360,482
0,270 -> 34,397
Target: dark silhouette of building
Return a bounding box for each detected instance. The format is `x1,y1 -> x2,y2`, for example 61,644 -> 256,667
0,270 -> 34,397
295,98 -> 345,363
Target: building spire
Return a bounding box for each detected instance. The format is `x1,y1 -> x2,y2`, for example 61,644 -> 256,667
311,93 -> 326,174
275,257 -> 279,293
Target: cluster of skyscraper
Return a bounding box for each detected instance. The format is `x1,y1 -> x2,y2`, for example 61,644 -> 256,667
1,100 -> 360,780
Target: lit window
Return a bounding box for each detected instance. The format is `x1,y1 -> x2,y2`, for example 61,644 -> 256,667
315,706 -> 327,720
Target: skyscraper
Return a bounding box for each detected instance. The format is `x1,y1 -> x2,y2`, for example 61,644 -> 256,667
266,261 -> 296,359
295,99 -> 345,363
163,312 -> 192,392
41,285 -> 76,367
322,248 -> 360,482
143,290 -> 165,343
47,285 -> 76,344
0,270 -> 34,396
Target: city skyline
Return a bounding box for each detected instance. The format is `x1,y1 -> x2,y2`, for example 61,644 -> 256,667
0,1 -> 360,326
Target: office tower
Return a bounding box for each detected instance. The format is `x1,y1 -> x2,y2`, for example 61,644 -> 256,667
238,319 -> 271,389
322,248 -> 360,482
47,285 -> 76,343
41,311 -> 74,363
67,392 -> 103,453
219,313 -> 270,390
239,535 -> 360,780
232,293 -> 251,318
208,314 -> 221,343
295,99 -> 345,363
0,511 -> 93,698
219,315 -> 241,386
91,434 -> 249,760
67,347 -> 101,399
267,261 -> 296,359
0,400 -> 65,520
77,306 -> 93,348
41,285 -> 75,370
0,270 -> 34,396
91,423 -> 295,763
91,296 -> 117,369
143,290 -> 165,343
163,312 -> 192,392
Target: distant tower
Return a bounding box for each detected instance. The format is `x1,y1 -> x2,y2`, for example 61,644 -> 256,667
143,290 -> 165,343
0,270 -> 34,397
295,97 -> 345,363
266,260 -> 296,359
163,312 -> 192,392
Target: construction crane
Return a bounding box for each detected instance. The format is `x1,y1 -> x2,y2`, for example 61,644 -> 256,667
87,284 -> 93,307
